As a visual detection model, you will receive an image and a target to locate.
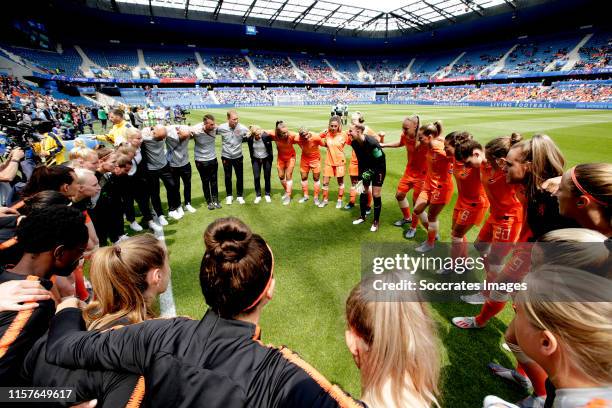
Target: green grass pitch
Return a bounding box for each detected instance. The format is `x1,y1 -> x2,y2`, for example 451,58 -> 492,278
151,105 -> 611,407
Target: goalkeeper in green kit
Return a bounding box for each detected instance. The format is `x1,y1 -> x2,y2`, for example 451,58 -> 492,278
347,123 -> 386,232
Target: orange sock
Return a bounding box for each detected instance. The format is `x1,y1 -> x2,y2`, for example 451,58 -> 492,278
323,186 -> 329,201
314,181 -> 320,200
399,197 -> 412,220
475,299 -> 506,326
519,362 -> 548,397
411,214 -> 420,229
367,190 -> 372,207
349,188 -> 357,204
426,221 -> 438,245
338,183 -> 344,200
427,229 -> 437,245
451,235 -> 468,259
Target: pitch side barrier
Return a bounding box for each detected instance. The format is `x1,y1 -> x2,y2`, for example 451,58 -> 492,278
108,100 -> 611,110
386,100 -> 612,110
168,101 -> 612,110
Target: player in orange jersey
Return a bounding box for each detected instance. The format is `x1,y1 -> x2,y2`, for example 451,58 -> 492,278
265,121 -> 299,205
405,121 -> 454,253
346,111 -> 385,210
452,134 -> 524,303
318,116 -> 348,209
380,115 -> 428,228
436,131 -> 489,274
295,127 -> 324,205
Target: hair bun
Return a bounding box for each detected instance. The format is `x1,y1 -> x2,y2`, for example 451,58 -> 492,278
205,217 -> 252,263
510,133 -> 523,145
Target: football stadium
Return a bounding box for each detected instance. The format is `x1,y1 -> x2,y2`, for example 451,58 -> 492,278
0,0 -> 611,407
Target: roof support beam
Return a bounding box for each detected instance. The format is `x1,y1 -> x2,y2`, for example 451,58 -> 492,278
110,0 -> 118,12
268,0 -> 288,26
334,9 -> 363,35
398,7 -> 430,28
503,0 -> 517,9
423,0 -> 457,23
292,1 -> 318,29
459,0 -> 484,16
389,11 -> 421,31
385,13 -> 389,40
148,0 -> 154,20
242,0 -> 258,23
394,18 -> 411,35
313,5 -> 341,32
184,0 -> 190,18
213,0 -> 224,20
352,12 -> 384,35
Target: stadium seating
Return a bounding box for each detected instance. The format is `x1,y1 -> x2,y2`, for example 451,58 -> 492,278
575,33 -> 611,71
361,57 -> 411,82
5,30 -> 610,84
81,47 -> 138,79
149,87 -> 216,107
144,49 -> 198,78
3,45 -> 83,76
119,88 -> 148,105
250,52 -> 297,81
202,51 -> 250,81
292,55 -> 336,81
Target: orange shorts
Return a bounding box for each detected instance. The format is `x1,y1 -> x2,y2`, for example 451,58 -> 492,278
418,185 -> 453,205
277,156 -> 296,171
300,159 -> 321,174
397,175 -> 425,196
324,164 -> 345,178
349,159 -> 359,177
453,205 -> 488,226
477,214 -> 523,244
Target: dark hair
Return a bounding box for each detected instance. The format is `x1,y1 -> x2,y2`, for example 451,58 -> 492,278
454,139 -> 482,162
485,133 -> 523,159
203,113 -> 215,123
111,108 -> 124,117
200,217 -> 273,318
420,121 -> 443,138
20,190 -> 70,216
16,205 -> 88,254
444,131 -> 472,147
329,116 -> 342,127
21,165 -> 75,198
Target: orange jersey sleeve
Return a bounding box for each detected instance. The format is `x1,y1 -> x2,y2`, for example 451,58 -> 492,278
404,136 -> 428,180
323,131 -> 348,167
298,134 -> 322,161
454,162 -> 489,208
425,139 -> 453,191
272,131 -> 297,160
481,164 -> 523,219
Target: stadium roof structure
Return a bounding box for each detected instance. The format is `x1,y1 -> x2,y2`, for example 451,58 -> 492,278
89,0 -> 537,38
